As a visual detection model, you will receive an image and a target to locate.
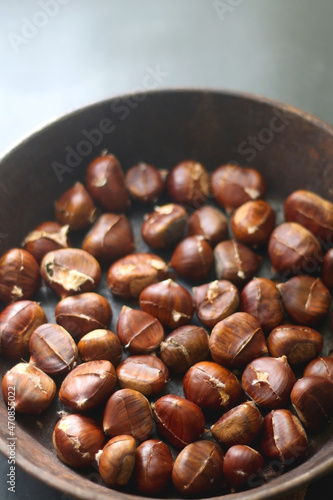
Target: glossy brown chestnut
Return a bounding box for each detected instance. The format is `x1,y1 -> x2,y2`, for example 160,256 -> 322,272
188,205 -> 229,247
210,164 -> 266,213
85,153 -> 130,212
170,235 -> 213,282
2,362 -> 56,414
97,435 -> 136,488
277,276 -> 331,326
290,375 -> 333,431
193,279 -> 240,328
152,394 -> 205,449
59,360 -> 117,411
242,356 -> 296,409
54,181 -> 96,230
268,222 -> 323,276
82,213 -> 135,263
231,199 -> 275,247
211,401 -> 264,448
303,356 -> 333,380
125,162 -> 165,203
321,248 -> 333,290
107,252 -> 169,300
54,292 -> 112,340
117,306 -> 164,353
267,324 -> 323,365
223,445 -> 264,491
0,300 -> 47,359
159,324 -> 210,374
22,221 -> 70,262
40,248 -> 101,298
141,203 -> 188,250
77,329 -> 122,366
209,312 -> 268,368
139,279 -> 195,329
29,323 -> 79,376
103,388 -> 154,442
166,160 -> 210,208
134,439 -> 174,495
116,355 -> 169,396
0,248 -> 40,304
214,239 -> 261,288
183,361 -> 242,411
172,440 -> 224,497
240,277 -> 284,333
52,413 -> 105,468
260,409 -> 308,466
284,189 -> 333,246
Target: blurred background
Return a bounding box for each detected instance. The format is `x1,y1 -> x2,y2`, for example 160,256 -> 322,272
1,0 -> 333,498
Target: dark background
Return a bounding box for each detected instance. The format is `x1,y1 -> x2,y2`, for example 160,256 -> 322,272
1,1 -> 333,498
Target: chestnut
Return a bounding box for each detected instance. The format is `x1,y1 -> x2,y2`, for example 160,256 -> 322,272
133,439 -> 174,495
211,401 -> 263,448
107,252 -> 169,300
85,153 -> 130,212
290,375 -> 333,431
214,239 -> 261,287
172,440 -> 224,497
260,409 -> 308,467
116,355 -> 169,396
166,160 -> 210,208
183,361 -> 242,411
268,222 -> 323,276
321,247 -> 333,290
40,248 -> 101,299
103,388 -> 154,442
152,394 -> 205,449
284,189 -> 333,246
52,413 -> 105,468
209,312 -> 268,369
242,356 -> 296,409
125,161 -> 165,203
139,279 -> 195,329
0,300 -> 47,359
188,205 -> 229,247
141,203 -> 188,249
231,199 -> 275,247
223,445 -> 264,491
277,276 -> 331,326
240,277 -> 284,333
82,213 -> 135,263
210,163 -> 266,212
54,181 -> 96,230
170,235 -> 213,282
303,356 -> 333,380
193,279 -> 240,328
97,435 -> 136,488
59,360 -> 117,412
2,362 -> 56,414
159,324 -> 210,374
78,329 -> 122,366
117,306 -> 164,354
29,323 -> 78,376
22,221 -> 70,262
0,248 -> 40,304
267,324 -> 323,365
55,292 -> 112,340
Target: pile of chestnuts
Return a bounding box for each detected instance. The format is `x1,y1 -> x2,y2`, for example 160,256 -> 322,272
1,152 -> 333,498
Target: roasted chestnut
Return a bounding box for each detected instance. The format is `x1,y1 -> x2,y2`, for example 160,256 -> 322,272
193,279 -> 239,328
267,324 -> 323,365
134,439 -> 174,495
210,164 -> 266,213
22,221 -> 70,262
214,240 -> 261,287
167,160 -> 210,208
139,279 -> 195,329
97,435 -> 136,488
188,205 -> 229,247
303,356 -> 333,380
223,445 -> 264,491
209,312 -> 268,368
231,199 -> 275,247
0,248 -> 40,304
77,329 -> 122,366
54,181 -> 96,230
169,235 -> 213,282
116,355 -> 169,396
125,162 -> 165,203
141,203 -> 188,249
117,306 -> 164,353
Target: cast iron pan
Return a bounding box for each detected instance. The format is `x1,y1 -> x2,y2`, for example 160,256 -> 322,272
1,89 -> 333,500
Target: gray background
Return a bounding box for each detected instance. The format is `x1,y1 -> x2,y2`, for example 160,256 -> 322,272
1,0 -> 333,498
